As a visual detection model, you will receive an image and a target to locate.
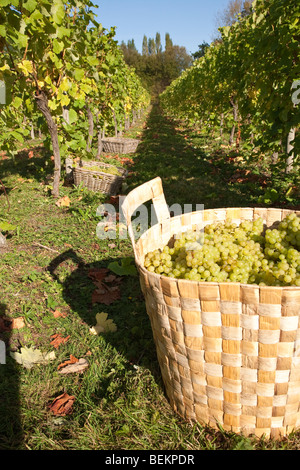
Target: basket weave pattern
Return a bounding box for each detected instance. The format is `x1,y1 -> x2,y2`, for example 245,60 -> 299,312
102,137 -> 140,154
122,177 -> 300,438
73,160 -> 126,195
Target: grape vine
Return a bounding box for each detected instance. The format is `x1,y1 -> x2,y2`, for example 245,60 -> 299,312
0,0 -> 150,197
160,0 -> 299,176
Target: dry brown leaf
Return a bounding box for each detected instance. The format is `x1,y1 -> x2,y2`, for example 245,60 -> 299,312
0,316 -> 25,332
57,354 -> 78,370
49,392 -> 75,416
58,358 -> 89,374
91,284 -> 121,305
88,267 -> 122,305
11,317 -> 25,329
53,310 -> 67,318
88,267 -> 110,282
50,333 -> 70,349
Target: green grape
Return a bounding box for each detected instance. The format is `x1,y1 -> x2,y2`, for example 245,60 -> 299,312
144,215 -> 300,287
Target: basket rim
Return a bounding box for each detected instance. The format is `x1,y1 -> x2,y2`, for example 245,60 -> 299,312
74,161 -> 127,177
101,136 -> 140,143
133,206 -> 300,291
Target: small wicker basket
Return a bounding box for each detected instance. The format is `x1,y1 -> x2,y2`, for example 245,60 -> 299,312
102,137 -> 140,154
73,160 -> 127,195
122,177 -> 300,439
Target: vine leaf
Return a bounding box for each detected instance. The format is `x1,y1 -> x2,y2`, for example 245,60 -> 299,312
108,257 -> 137,277
10,346 -> 56,369
89,312 -> 117,335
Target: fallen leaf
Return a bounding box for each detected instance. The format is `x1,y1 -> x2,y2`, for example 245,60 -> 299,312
88,267 -> 110,283
90,312 -> 117,335
58,358 -> 89,374
88,267 -> 122,305
0,316 -> 25,332
49,392 -> 75,416
28,150 -> 34,159
11,317 -> 25,329
57,355 -> 78,370
104,273 -> 121,283
10,346 -> 56,369
91,284 -> 121,305
53,310 -> 67,318
50,333 -> 70,349
56,196 -> 70,207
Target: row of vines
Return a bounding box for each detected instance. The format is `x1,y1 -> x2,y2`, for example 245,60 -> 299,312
0,0 -> 150,196
160,0 -> 299,202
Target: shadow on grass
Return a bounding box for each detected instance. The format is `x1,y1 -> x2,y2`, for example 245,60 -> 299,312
0,145 -> 53,187
47,249 -> 162,391
0,302 -> 23,450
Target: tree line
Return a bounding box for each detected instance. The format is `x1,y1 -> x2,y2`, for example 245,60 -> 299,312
120,33 -> 192,97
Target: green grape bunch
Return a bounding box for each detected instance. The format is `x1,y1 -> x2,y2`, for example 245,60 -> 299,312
143,214 -> 300,287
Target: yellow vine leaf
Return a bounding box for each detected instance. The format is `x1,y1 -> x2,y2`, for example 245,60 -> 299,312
55,196 -> 71,207
89,312 -> 117,335
17,60 -> 33,76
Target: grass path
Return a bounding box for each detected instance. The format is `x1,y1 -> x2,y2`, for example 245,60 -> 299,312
0,104 -> 299,450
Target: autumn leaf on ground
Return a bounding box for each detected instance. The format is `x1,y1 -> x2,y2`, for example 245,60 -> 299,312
55,196 -> 70,207
53,310 -> 67,318
91,284 -> 121,305
90,312 -> 117,335
10,346 -> 56,369
11,317 -> 25,329
88,267 -> 110,283
89,267 -> 122,305
57,354 -> 78,370
49,392 -> 75,416
50,333 -> 70,349
0,316 -> 25,332
59,357 -> 89,374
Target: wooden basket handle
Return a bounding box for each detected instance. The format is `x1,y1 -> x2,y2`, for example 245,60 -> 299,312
121,177 -> 170,254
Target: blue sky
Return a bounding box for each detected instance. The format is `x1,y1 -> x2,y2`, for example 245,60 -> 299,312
91,0 -> 229,55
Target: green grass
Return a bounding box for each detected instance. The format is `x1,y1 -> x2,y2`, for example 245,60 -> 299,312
0,105 -> 299,450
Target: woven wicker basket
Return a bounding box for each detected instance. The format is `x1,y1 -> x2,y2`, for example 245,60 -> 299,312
102,137 -> 140,154
122,177 -> 300,439
73,160 -> 127,195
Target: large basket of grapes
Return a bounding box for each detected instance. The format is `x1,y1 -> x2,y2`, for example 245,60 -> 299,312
73,160 -> 127,195
121,177 -> 300,439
